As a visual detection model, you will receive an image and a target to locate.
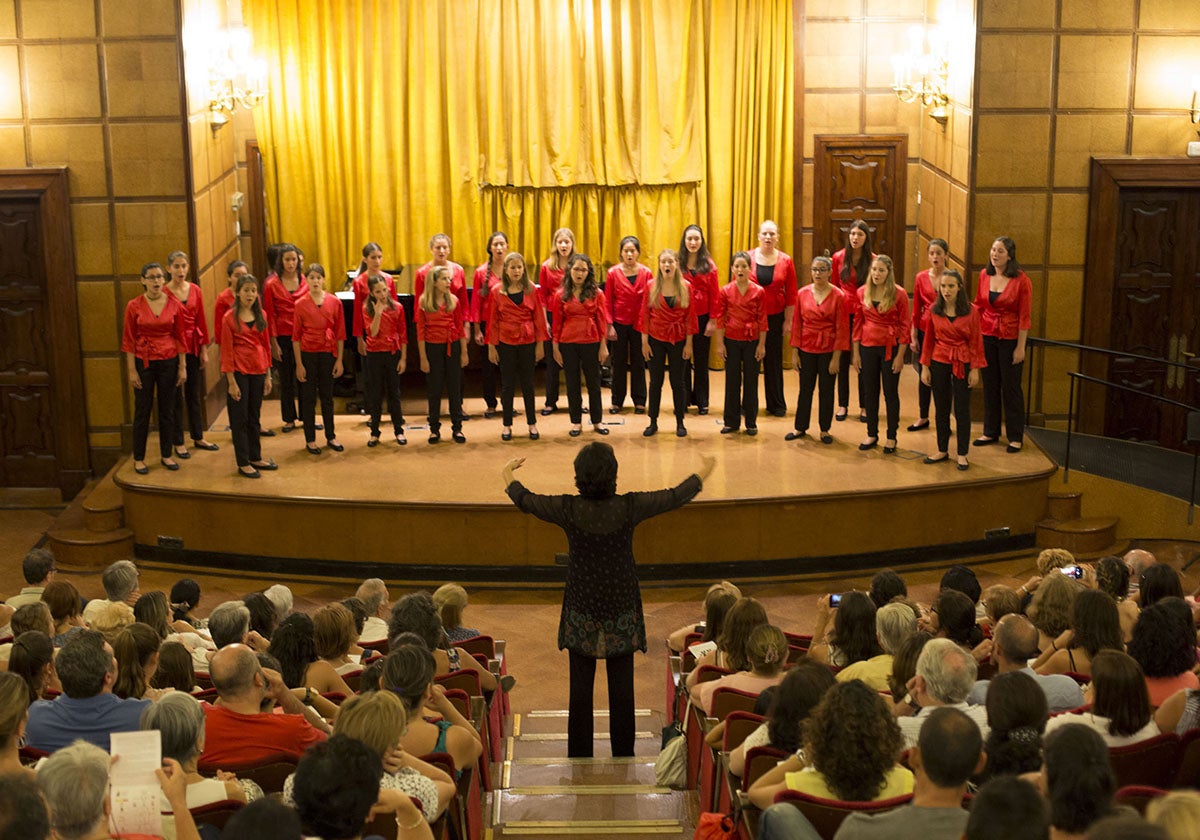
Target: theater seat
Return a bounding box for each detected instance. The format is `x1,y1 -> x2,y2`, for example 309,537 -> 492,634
773,789 -> 915,839
1114,785 -> 1169,815
1108,733 -> 1181,790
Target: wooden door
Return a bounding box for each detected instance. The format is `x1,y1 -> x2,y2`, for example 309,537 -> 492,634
813,135 -> 908,284
1081,159 -> 1200,450
0,169 -> 89,498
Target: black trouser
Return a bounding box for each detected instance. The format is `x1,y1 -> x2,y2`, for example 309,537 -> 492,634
795,350 -> 836,433
610,322 -> 646,408
688,314 -> 711,409
982,335 -> 1024,442
723,338 -> 760,430
915,328 -> 932,420
132,358 -> 178,461
479,323 -> 498,409
425,341 -> 463,433
763,311 -> 786,414
274,337 -> 299,424
543,313 -> 560,407
561,342 -> 603,425
859,344 -> 901,440
568,650 -> 635,758
363,350 -> 405,436
930,361 -> 972,456
497,342 -> 537,426
647,337 -> 687,423
299,351 -> 336,443
174,352 -> 205,445
227,372 -> 264,466
838,313 -> 866,410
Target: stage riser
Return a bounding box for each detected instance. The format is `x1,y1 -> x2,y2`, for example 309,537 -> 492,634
122,474 -> 1048,582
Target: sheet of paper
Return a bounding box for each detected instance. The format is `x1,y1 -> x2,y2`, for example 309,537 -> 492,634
109,730 -> 162,837
687,640 -> 717,659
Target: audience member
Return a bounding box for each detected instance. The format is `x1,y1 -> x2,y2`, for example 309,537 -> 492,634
728,659 -> 835,777
199,643 -> 327,766
1028,572 -> 1083,655
940,564 -> 983,620
1094,555 -> 1138,641
1036,548 -> 1077,576
151,640 -> 199,694
0,602 -> 52,662
1039,724 -> 1119,838
1084,816 -> 1168,840
809,591 -> 883,668
263,583 -> 294,624
895,638 -> 989,748
837,602 -> 916,691
833,707 -> 983,839
968,615 -> 1084,712
111,622 -> 167,700
1137,564 -> 1182,609
356,578 -> 391,644
1123,549 -> 1156,598
37,740 -> 203,840
242,592 -> 279,641
1153,686 -> 1200,734
388,592 -> 499,692
87,599 -> 135,643
980,584 -> 1022,632
42,579 -> 87,646
1146,790 -> 1200,840
666,580 -> 741,653
7,631 -> 58,703
748,679 -> 913,809
221,798 -> 302,840
313,602 -> 364,675
964,776 -> 1049,840
687,596 -> 768,685
888,630 -> 932,701
169,578 -> 203,626
291,734 -> 432,840
433,583 -> 481,643
1046,650 -> 1159,747
694,623 -> 788,714
25,629 -> 150,751
81,559 -> 139,625
1033,589 -> 1124,678
977,670 -> 1047,783
1127,597 -> 1200,706
924,589 -> 983,649
868,569 -> 907,608
0,770 -> 49,839
0,672 -> 33,777
6,548 -> 57,608
268,612 -> 354,695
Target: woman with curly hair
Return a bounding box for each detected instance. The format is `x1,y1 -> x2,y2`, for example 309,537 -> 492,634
687,596 -> 769,686
1045,650 -> 1159,747
1127,598 -> 1200,707
747,679 -> 912,807
808,591 -> 882,668
1095,555 -> 1139,642
694,624 -> 788,714
728,659 -> 836,778
386,592 -> 497,692
1034,588 -> 1124,678
977,670 -> 1048,783
267,612 -> 353,696
1027,571 -> 1083,655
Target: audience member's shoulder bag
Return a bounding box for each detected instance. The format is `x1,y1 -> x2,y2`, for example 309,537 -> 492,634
693,812 -> 738,840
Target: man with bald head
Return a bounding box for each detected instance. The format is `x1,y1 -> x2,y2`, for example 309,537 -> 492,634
199,644 -> 326,766
1124,549 -> 1156,599
966,614 -> 1084,712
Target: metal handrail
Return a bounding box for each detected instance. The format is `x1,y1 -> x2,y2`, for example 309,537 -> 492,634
1063,371 -> 1199,522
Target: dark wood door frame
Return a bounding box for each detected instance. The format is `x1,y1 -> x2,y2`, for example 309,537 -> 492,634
813,134 -> 908,284
1080,157 -> 1200,436
246,141 -> 268,280
0,168 -> 90,499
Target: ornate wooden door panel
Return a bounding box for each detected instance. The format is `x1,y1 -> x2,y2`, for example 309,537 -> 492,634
813,135 -> 907,284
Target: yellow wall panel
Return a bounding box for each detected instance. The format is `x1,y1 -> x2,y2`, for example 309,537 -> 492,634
104,42 -> 182,118
1060,0 -> 1134,30
77,281 -> 120,352
20,0 -> 95,38
71,203 -> 114,276
109,123 -> 187,196
1057,35 -> 1132,109
29,124 -> 109,197
100,0 -> 178,37
25,44 -> 101,119
1052,114 -> 1129,188
0,125 -> 26,167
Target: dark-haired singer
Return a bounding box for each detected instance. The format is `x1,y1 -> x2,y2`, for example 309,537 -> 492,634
502,446 -> 715,758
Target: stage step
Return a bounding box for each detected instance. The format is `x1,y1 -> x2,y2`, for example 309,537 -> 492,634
1035,515 -> 1121,558
1044,491 -> 1083,521
83,463 -> 126,532
492,709 -> 693,840
48,469 -> 133,569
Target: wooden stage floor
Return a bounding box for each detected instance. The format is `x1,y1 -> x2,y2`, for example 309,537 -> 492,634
116,372 -> 1057,581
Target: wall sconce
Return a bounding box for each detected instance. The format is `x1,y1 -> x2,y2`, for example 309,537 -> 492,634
1191,76 -> 1199,131
892,26 -> 951,129
207,25 -> 267,134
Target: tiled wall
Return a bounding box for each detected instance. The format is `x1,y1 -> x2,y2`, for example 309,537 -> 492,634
970,0 -> 1200,421
799,0 -> 929,278
0,0 -> 191,472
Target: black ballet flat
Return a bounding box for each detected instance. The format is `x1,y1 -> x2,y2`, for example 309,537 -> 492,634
906,420 -> 930,432
768,409 -> 787,418
569,427 -> 582,437
367,437 -> 380,447
194,440 -> 219,451
819,432 -> 834,444
327,441 -> 345,452
484,408 -> 497,419
527,429 -> 538,441
160,459 -> 180,471
859,438 -> 878,451
453,431 -> 467,444
720,426 -> 737,434
609,405 -> 622,414
306,445 -> 322,455
280,424 -> 297,433
173,448 -> 191,459
1006,441 -> 1024,453
835,408 -> 848,422
540,405 -> 557,416
593,425 -> 609,435
698,407 -> 709,415
643,422 -> 658,437
634,405 -> 646,415
314,423 -> 324,431
883,441 -> 897,454
745,427 -> 758,436
973,436 -> 999,447
259,428 -> 276,437
238,467 -> 261,479
676,424 -> 688,438
957,461 -> 970,471
395,435 -> 407,446
428,432 -> 441,444
858,412 -> 868,423
501,429 -> 512,441
923,454 -> 949,464
785,431 -> 806,441
461,413 -> 472,422
133,463 -> 149,475
250,459 -> 278,471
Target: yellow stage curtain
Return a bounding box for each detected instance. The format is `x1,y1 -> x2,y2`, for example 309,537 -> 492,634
244,0 -> 792,285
